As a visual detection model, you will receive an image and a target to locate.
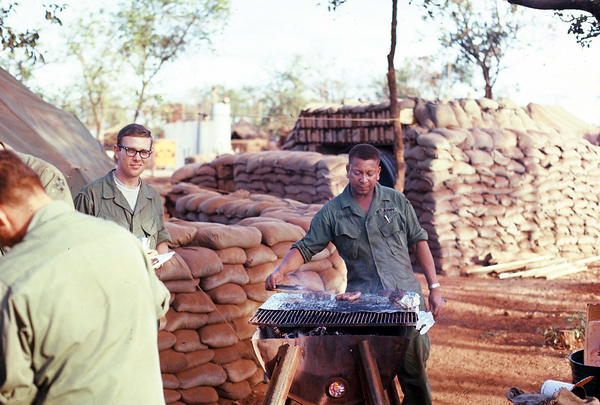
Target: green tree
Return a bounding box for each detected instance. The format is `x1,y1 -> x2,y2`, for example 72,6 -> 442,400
0,2 -> 65,79
65,11 -> 124,142
327,0 -> 406,191
507,0 -> 600,46
373,56 -> 469,100
261,56 -> 314,140
114,0 -> 230,121
423,0 -> 522,99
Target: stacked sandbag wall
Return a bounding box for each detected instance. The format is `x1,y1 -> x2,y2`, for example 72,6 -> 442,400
401,101 -> 600,276
171,154 -> 236,192
158,209 -> 347,404
172,151 -> 348,204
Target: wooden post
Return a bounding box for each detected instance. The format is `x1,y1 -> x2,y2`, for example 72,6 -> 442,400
385,376 -> 403,405
263,345 -> 302,405
355,340 -> 389,405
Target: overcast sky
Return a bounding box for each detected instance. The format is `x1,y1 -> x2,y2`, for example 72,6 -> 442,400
21,0 -> 600,125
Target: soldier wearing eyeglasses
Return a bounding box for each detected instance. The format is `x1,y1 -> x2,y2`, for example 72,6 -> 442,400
74,124 -> 171,255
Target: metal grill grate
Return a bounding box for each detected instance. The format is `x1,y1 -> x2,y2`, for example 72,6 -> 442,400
249,308 -> 418,327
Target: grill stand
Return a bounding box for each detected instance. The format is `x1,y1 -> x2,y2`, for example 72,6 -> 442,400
264,345 -> 303,405
257,334 -> 405,405
355,340 -> 390,405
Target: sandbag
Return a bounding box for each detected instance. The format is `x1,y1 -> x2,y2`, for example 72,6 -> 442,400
232,317 -> 257,341
222,358 -> 258,383
178,386 -> 219,405
160,348 -> 189,374
164,308 -> 209,332
205,283 -> 247,305
211,341 -> 250,365
215,247 -> 247,265
428,101 -> 459,128
183,349 -> 215,370
215,381 -> 252,400
416,133 -> 451,150
236,299 -> 263,318
174,247 -> 223,278
165,220 -> 198,248
176,362 -> 227,389
201,265 -> 249,291
242,282 -> 276,302
246,259 -> 281,284
250,222 -> 306,246
156,252 -> 194,282
193,225 -> 262,250
163,279 -> 199,293
172,164 -> 200,183
164,389 -> 181,404
158,330 -> 177,351
285,216 -> 313,232
282,271 -> 325,292
162,373 -> 179,390
319,266 -> 346,291
270,241 -> 294,258
199,323 -> 240,348
206,304 -> 242,325
198,196 -> 233,215
245,245 -> 278,267
173,329 -> 204,353
172,291 -> 215,313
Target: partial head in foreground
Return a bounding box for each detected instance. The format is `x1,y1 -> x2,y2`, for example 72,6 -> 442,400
0,150 -> 49,247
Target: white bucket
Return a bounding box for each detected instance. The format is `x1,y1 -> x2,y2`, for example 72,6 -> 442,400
541,380 -> 586,399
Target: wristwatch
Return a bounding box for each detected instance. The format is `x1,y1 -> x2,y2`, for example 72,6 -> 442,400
428,283 -> 440,290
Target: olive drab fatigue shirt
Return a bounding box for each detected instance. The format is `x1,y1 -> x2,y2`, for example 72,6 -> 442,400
74,170 -> 170,250
0,201 -> 169,404
293,183 -> 428,303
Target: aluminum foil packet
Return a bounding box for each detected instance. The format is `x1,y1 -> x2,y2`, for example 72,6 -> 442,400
395,292 -> 420,311
416,311 -> 435,335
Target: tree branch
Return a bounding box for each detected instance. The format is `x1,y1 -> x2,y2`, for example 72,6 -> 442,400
507,0 -> 600,22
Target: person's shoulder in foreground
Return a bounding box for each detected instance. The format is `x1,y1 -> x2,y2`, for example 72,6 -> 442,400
0,150 -> 169,405
0,141 -> 74,208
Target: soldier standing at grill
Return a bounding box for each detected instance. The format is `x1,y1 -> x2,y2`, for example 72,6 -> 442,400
266,143 -> 442,405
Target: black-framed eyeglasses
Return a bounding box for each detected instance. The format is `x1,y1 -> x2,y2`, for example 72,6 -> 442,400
117,144 -> 153,159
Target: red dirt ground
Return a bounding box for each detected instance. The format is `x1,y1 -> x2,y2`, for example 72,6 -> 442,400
238,266 -> 600,405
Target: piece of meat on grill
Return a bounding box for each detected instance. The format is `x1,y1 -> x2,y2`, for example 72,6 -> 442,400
302,291 -> 331,301
335,291 -> 361,301
379,289 -> 408,304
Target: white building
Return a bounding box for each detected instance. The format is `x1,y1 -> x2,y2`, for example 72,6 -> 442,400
163,102 -> 233,168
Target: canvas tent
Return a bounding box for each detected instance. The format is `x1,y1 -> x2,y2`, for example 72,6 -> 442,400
0,67 -> 115,196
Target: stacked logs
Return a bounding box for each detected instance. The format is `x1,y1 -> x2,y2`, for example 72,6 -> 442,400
158,199 -> 348,404
172,151 -> 348,204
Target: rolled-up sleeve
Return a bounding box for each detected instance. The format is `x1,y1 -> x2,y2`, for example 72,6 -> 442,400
402,194 -> 428,248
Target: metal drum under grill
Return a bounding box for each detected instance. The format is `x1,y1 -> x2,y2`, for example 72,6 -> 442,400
250,291 -> 420,405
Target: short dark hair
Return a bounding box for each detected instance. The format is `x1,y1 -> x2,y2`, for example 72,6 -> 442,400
0,150 -> 43,205
117,124 -> 153,146
348,144 -> 380,166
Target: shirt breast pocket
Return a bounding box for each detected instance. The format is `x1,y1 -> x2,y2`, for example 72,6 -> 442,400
378,215 -> 404,255
335,221 -> 361,261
